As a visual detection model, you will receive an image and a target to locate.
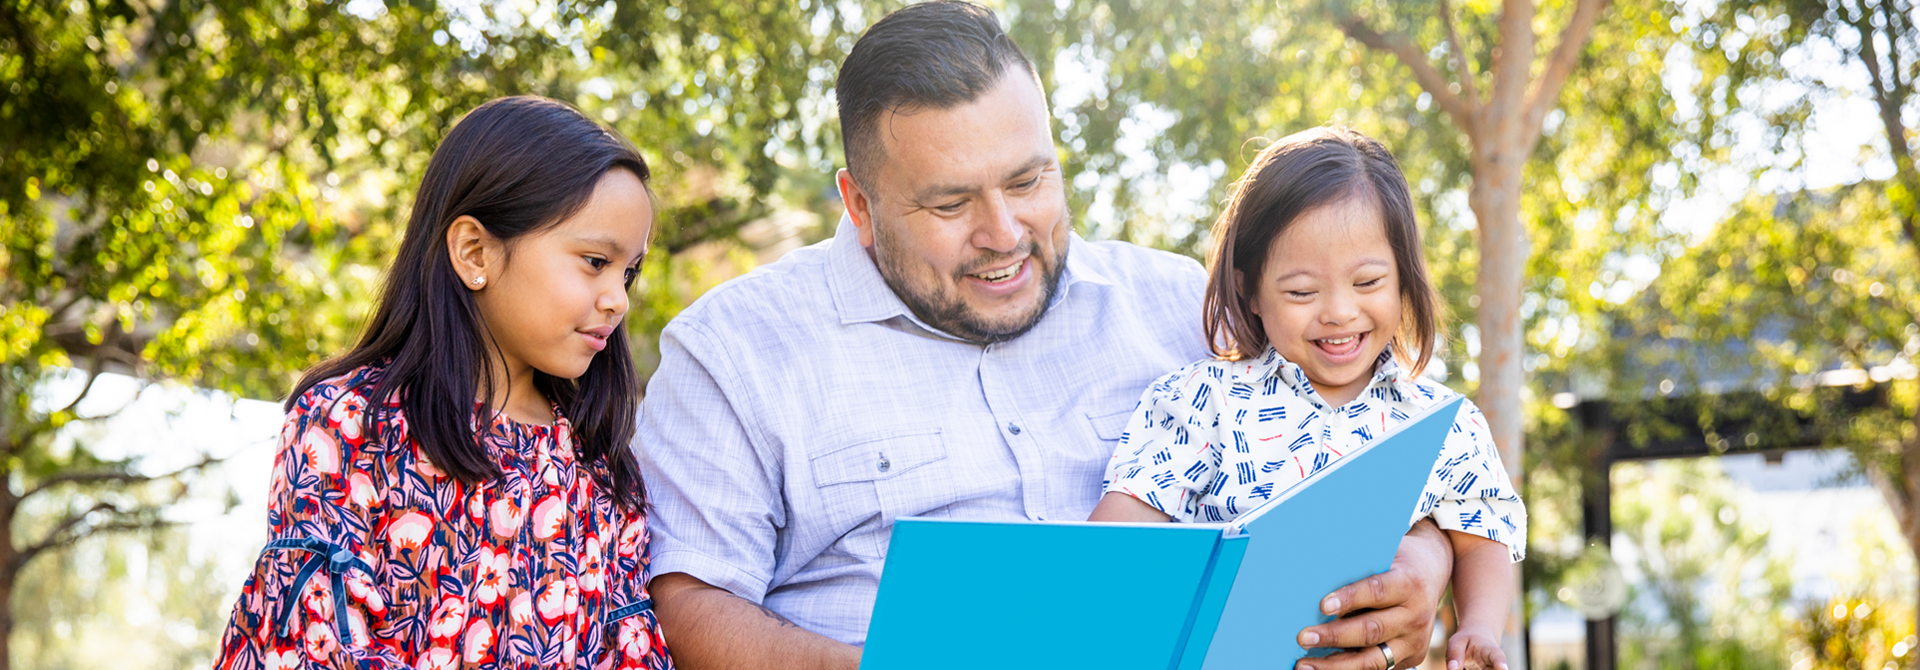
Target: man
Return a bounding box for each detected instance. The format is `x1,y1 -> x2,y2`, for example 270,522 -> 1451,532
634,3 -> 1455,669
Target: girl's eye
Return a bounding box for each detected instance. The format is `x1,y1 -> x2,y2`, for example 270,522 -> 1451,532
1357,277 -> 1384,288
1287,290 -> 1315,299
623,266 -> 640,288
585,256 -> 611,270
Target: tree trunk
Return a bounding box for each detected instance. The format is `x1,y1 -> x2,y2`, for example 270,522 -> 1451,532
0,483 -> 16,670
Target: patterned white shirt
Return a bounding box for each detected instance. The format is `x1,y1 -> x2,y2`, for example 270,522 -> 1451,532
1103,347 -> 1527,561
633,217 -> 1211,644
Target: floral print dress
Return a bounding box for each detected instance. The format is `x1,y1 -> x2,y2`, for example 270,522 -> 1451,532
215,365 -> 672,670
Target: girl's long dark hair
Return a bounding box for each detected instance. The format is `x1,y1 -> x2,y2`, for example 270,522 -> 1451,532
290,95 -> 650,510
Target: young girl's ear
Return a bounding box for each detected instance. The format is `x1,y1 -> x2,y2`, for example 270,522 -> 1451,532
1236,269 -> 1259,318
447,215 -> 501,290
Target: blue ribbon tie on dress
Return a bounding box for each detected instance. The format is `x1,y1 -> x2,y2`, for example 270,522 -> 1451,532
262,537 -> 375,645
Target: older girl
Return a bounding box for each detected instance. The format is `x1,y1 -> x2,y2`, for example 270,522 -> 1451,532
215,96 -> 671,670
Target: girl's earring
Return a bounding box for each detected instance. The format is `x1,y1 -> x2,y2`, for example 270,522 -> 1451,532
471,276 -> 485,288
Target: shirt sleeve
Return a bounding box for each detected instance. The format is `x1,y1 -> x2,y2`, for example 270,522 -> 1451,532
632,318 -> 784,602
215,383 -> 410,670
1415,399 -> 1528,562
1102,363 -> 1227,523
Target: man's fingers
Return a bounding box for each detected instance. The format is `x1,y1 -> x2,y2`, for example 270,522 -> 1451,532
1300,604 -> 1416,649
1295,640 -> 1401,670
1320,570 -> 1413,617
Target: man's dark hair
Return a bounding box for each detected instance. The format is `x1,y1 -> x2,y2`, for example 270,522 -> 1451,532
835,1 -> 1037,183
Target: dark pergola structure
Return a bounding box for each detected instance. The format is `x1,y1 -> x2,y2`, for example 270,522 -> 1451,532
1566,384 -> 1887,670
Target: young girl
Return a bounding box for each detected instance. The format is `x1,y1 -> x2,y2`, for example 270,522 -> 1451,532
215,96 -> 672,670
1089,127 -> 1525,670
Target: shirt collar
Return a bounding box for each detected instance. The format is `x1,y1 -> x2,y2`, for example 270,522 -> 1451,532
1242,346 -> 1415,408
824,213 -> 1113,328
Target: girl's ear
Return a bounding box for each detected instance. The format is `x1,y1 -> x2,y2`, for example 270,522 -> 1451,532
1237,269 -> 1259,318
447,216 -> 500,290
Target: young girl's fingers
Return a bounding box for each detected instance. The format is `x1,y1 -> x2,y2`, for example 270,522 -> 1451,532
1446,633 -> 1471,670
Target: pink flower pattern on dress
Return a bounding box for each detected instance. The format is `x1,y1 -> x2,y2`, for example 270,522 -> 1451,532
214,364 -> 671,670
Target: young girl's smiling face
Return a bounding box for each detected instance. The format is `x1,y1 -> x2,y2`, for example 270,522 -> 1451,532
1248,197 -> 1401,408
465,169 -> 653,386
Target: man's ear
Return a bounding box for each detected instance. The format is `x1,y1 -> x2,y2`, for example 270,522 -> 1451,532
837,168 -> 878,248
446,216 -> 500,290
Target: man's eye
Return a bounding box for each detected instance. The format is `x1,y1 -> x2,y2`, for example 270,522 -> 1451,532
1014,176 -> 1041,190
935,202 -> 965,214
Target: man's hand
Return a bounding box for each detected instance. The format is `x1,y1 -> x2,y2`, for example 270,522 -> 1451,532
651,572 -> 863,670
1294,519 -> 1453,670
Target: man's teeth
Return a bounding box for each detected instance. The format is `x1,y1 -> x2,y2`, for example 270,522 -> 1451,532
973,263 -> 1020,282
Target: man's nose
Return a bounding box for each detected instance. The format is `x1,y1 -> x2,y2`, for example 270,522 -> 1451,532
972,192 -> 1022,254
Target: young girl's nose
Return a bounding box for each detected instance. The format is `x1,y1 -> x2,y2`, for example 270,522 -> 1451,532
598,280 -> 629,315
1320,289 -> 1360,324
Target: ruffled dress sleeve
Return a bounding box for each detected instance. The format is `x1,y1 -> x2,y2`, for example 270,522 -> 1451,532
215,381 -> 411,670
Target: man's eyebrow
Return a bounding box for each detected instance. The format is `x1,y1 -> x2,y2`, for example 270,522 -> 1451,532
913,154 -> 1055,202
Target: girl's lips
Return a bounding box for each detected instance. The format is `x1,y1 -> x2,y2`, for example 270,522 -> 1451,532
579,325 -> 613,352
1312,331 -> 1367,364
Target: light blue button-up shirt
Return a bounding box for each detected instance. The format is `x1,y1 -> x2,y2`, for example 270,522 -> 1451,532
632,218 -> 1210,644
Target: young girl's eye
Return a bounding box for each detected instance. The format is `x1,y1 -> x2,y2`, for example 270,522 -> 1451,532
1287,290 -> 1315,299
623,266 -> 640,288
1357,277 -> 1384,288
585,256 -> 610,270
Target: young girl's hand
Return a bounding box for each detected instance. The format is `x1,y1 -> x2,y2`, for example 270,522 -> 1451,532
1446,627 -> 1507,670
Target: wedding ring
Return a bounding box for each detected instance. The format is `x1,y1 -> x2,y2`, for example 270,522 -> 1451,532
1376,642 -> 1395,670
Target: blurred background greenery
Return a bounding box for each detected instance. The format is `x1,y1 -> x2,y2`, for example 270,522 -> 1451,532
3,0 -> 1918,668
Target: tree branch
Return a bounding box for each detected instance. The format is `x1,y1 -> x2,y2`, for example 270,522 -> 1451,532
1439,0 -> 1479,109
1521,0 -> 1612,143
1336,14 -> 1476,134
13,504 -> 176,573
20,452 -> 220,502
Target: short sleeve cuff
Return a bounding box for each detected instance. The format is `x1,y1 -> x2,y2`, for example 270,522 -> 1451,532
648,548 -> 773,603
1426,498 -> 1528,562
1102,478 -> 1194,524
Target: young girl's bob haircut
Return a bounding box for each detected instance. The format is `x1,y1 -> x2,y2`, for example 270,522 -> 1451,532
1202,126 -> 1442,377
290,96 -> 651,509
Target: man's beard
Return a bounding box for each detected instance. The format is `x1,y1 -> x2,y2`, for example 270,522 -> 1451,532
871,221 -> 1067,345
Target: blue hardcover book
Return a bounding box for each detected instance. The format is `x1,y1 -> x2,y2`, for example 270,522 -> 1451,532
861,397 -> 1463,670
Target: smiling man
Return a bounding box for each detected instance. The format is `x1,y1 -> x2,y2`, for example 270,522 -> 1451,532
633,3 -> 1456,669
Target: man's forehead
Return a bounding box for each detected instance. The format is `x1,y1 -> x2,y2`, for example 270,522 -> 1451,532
869,72 -> 1056,198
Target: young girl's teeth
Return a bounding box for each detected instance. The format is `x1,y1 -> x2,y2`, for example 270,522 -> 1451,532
1321,336 -> 1355,345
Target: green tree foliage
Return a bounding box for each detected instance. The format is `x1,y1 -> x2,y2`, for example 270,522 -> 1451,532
1611,460 -> 1795,670
1635,180 -> 1920,648
1,0 -> 857,666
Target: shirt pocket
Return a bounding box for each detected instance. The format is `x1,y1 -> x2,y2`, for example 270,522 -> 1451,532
807,428 -> 948,559
1086,407 -> 1135,443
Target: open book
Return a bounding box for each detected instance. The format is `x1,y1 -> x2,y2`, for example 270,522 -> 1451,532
860,396 -> 1464,670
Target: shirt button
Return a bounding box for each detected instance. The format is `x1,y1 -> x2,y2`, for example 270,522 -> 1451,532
1007,423 -> 1022,435
877,454 -> 890,472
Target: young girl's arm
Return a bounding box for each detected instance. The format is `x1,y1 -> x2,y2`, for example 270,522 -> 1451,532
214,384 -> 411,670
1445,530 -> 1514,670
1087,363 -> 1228,523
